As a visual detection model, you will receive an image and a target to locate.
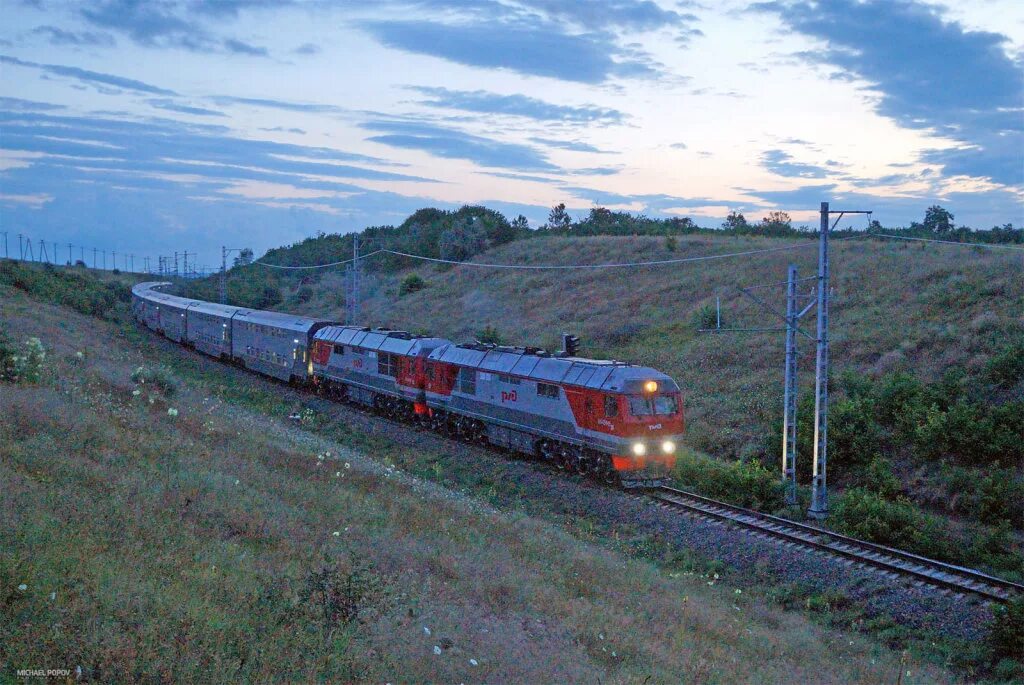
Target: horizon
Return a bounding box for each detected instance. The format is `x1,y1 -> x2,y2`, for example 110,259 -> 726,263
1,0 -> 1022,270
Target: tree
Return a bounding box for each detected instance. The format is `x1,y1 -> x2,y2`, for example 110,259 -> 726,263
511,214 -> 530,232
234,248 -> 254,267
546,203 -> 572,230
759,211 -> 792,236
722,211 -> 749,232
922,205 -> 955,234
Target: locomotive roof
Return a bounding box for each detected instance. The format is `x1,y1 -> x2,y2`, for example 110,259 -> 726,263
428,344 -> 679,392
314,325 -> 449,356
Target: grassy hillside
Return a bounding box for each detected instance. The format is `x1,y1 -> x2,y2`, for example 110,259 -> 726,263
1,268 -> 971,683
197,234 -> 1024,579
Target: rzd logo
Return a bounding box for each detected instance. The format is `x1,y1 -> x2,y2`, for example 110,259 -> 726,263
501,390 -> 518,403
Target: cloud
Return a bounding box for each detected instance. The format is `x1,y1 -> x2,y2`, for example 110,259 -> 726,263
223,38 -> 269,56
530,137 -> 615,154
669,142 -> 687,150
1,54 -> 177,95
409,86 -> 626,125
148,98 -> 226,117
760,149 -> 829,179
32,25 -> 116,46
81,0 -> 211,51
209,95 -> 344,113
0,96 -> 65,111
260,126 -> 306,134
292,42 -> 319,55
361,19 -> 656,83
514,0 -> 688,32
362,119 -> 557,171
754,0 -> 1024,187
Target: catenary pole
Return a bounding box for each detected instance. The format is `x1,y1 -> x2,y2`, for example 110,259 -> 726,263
782,264 -> 799,506
809,203 -> 831,518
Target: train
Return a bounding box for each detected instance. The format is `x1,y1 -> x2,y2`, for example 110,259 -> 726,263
131,281 -> 684,485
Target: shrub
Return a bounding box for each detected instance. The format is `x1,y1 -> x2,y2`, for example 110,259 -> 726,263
1,336 -> 46,383
828,397 -> 882,478
664,235 -> 677,252
295,285 -> 314,304
861,456 -> 901,499
131,365 -> 178,398
476,325 -> 503,345
988,596 -> 1024,672
694,304 -> 719,330
831,488 -> 950,558
398,273 -> 426,296
985,341 -> 1024,389
673,451 -> 785,511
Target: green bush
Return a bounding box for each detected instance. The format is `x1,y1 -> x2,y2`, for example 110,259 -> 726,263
0,260 -> 130,318
988,596 -> 1024,672
398,274 -> 426,296
831,485 -> 942,557
295,285 -> 314,303
985,341 -> 1024,389
861,456 -> 901,499
131,365 -> 178,398
664,235 -> 677,252
828,397 -> 882,477
476,325 -> 503,345
0,335 -> 45,383
694,304 -> 719,330
673,451 -> 784,511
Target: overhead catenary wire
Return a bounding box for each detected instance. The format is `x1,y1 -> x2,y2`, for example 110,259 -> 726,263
871,233 -> 1024,251
252,241 -> 822,271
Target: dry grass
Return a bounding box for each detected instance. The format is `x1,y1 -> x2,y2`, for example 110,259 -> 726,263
0,284 -> 957,683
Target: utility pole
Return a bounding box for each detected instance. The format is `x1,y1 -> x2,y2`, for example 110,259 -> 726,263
17,234 -> 24,260
781,264 -> 799,506
40,239 -> 48,264
174,251 -> 179,278
351,234 -> 360,325
93,247 -> 98,269
144,256 -> 149,274
220,246 -> 227,304
130,254 -> 134,273
1,231 -> 7,259
808,202 -> 831,519
68,243 -> 73,266
112,251 -> 117,271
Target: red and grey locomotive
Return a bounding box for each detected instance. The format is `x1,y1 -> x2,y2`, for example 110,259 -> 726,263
132,281 -> 683,484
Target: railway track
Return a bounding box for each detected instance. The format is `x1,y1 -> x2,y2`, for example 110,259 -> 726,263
646,485 -> 1024,603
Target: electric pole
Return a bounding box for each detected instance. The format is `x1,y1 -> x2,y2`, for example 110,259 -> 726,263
351,234 -> 360,325
40,239 -> 48,264
68,243 -> 73,266
18,234 -> 24,260
93,247 -> 98,269
781,265 -> 799,506
220,246 -> 227,304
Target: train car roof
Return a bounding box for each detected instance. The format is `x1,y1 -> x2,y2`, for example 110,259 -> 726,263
234,307 -> 332,333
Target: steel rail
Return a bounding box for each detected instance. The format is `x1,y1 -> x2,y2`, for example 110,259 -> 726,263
648,485 -> 1023,603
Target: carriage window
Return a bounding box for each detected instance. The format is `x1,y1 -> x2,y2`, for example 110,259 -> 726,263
333,344 -> 344,354
497,374 -> 520,385
604,395 -> 619,417
457,368 -> 476,395
537,382 -> 559,399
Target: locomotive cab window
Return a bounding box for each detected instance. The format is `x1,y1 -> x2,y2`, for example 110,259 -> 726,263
457,367 -> 476,395
604,395 -> 619,417
628,394 -> 679,416
378,352 -> 398,377
537,382 -> 559,399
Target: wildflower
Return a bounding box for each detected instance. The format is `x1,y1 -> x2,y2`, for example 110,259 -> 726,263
333,531 -> 340,537
344,462 -> 350,469
713,573 -> 719,580
469,659 -> 478,666
734,589 -> 742,594
17,584 -> 27,591
132,389 -> 141,396
335,471 -> 341,477
49,592 -> 56,601
75,351 -> 84,360
433,646 -> 442,655
167,408 -> 178,417
234,480 -> 240,485
423,626 -> 431,636
598,633 -> 604,640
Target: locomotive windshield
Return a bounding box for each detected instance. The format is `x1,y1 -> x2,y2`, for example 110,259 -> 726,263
627,394 -> 679,416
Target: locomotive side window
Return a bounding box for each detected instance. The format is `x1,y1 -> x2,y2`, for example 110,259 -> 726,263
604,395 -> 618,417
333,344 -> 344,354
457,367 -> 476,395
378,352 -> 398,377
537,382 -> 559,399
497,374 -> 520,385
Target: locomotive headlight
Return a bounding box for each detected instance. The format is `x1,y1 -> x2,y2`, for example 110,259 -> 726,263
631,442 -> 646,456
643,380 -> 658,394
662,440 -> 676,454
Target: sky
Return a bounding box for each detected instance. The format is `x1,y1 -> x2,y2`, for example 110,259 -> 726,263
0,0 -> 1022,271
